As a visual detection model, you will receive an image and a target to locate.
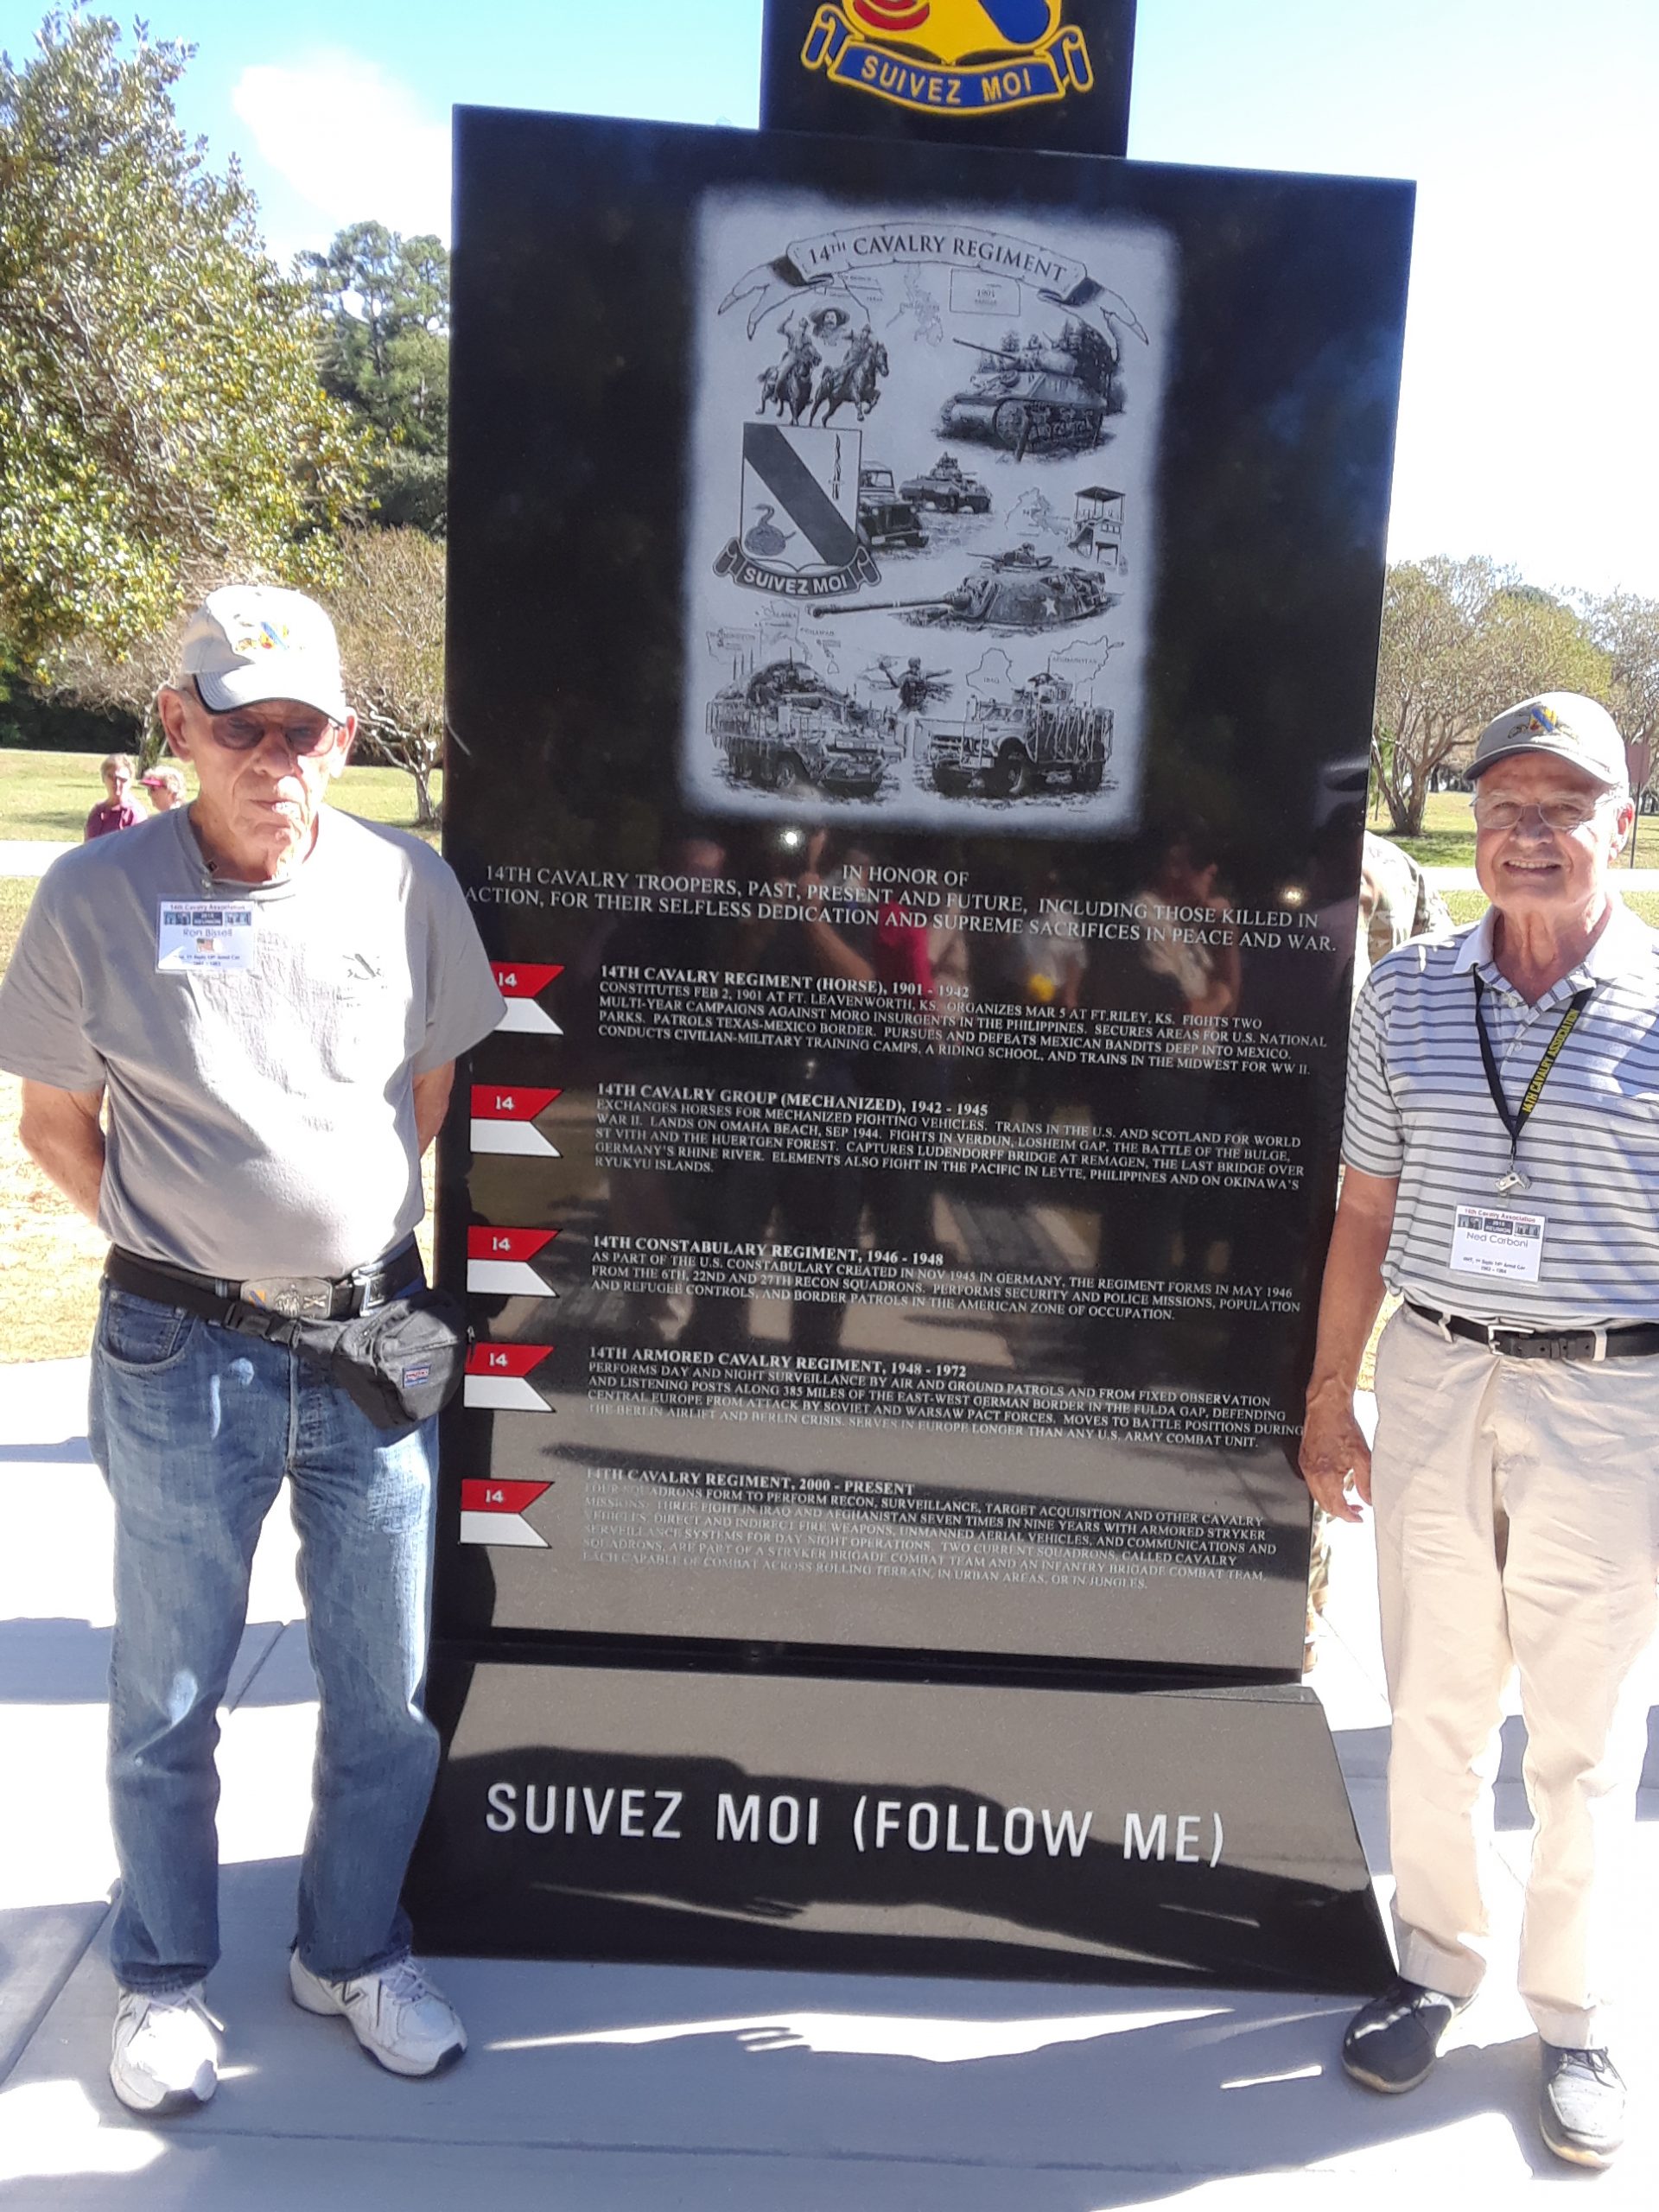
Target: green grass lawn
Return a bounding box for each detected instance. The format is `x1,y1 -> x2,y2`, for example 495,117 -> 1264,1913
1372,790 -> 1478,868
1376,790 -> 1659,873
0,747 -> 440,845
1444,887 -> 1659,928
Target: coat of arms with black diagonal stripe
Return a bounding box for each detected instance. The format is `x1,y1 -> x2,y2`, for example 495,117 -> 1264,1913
715,423 -> 880,600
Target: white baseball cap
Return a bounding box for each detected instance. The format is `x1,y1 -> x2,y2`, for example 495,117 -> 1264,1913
178,586 -> 349,722
1469,691 -> 1627,786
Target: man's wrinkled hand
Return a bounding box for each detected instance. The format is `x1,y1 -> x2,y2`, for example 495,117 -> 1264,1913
1299,1382 -> 1372,1523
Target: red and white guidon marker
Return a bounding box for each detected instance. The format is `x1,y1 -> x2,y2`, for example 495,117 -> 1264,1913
470,1085 -> 562,1157
463,1342 -> 555,1411
491,962 -> 563,1035
467,1225 -> 560,1296
459,1477 -> 552,1548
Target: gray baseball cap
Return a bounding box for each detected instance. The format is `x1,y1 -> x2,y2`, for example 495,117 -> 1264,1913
177,585 -> 349,722
1469,691 -> 1627,785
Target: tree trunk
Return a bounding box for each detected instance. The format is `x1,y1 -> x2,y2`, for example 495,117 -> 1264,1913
1379,766 -> 1424,838
411,759 -> 441,828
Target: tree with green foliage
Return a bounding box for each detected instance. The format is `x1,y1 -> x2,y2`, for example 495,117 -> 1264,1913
1583,591 -> 1659,766
304,222 -> 449,535
327,527 -> 446,824
1371,558 -> 1496,836
0,11 -> 364,677
1372,556 -> 1611,836
1480,580 -> 1609,732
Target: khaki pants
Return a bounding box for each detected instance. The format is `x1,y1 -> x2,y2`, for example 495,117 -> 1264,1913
1372,1306 -> 1659,2045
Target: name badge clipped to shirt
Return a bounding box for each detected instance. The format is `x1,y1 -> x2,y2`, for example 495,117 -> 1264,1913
156,900 -> 257,975
1450,1203 -> 1545,1284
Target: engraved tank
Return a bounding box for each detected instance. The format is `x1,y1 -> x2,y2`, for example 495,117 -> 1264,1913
938,320 -> 1122,461
813,556 -> 1120,632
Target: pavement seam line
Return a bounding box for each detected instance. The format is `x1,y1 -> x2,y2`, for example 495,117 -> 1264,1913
226,1620 -> 291,1710
0,1897 -> 114,2095
111,2123 -> 1339,2176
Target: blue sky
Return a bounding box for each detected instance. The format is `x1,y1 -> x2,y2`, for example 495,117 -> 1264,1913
5,2 -> 1656,594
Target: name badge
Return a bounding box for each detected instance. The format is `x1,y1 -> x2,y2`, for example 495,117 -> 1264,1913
156,901 -> 256,974
1450,1203 -> 1544,1283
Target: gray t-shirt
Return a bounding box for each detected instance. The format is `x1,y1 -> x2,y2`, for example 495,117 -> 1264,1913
0,804 -> 504,1278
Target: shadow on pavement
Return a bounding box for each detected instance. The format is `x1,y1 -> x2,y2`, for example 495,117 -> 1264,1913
0,1857 -> 1608,2209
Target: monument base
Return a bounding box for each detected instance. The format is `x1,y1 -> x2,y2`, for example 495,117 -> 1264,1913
406,1653 -> 1391,1994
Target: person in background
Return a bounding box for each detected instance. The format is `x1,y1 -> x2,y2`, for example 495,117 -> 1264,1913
139,762 -> 188,812
1359,828 -> 1451,983
84,754 -> 146,840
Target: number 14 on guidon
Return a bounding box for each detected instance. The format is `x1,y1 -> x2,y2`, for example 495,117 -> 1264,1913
458,1478 -> 553,1548
462,1342 -> 555,1412
490,962 -> 563,1034
467,1226 -> 560,1295
469,1085 -> 562,1156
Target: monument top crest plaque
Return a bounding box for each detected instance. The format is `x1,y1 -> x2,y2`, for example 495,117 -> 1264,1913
761,0 -> 1138,154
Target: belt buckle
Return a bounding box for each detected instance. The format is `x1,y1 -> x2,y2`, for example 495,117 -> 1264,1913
356,1249 -> 413,1314
239,1275 -> 334,1320
1510,1330 -> 1592,1363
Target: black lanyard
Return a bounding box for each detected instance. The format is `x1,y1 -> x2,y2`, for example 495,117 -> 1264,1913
1473,971 -> 1592,1192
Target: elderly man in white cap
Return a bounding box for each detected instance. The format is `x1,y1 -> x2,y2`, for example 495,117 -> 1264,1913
0,587 -> 503,2114
1300,692 -> 1657,2167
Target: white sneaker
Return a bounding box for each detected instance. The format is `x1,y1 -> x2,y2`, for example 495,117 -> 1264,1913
288,1951 -> 466,2077
110,1985 -> 220,2115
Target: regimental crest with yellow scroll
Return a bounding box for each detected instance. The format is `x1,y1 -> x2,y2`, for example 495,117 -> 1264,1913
803,0 -> 1093,117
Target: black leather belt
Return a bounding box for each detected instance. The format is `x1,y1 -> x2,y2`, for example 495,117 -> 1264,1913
105,1238 -> 422,1325
1405,1300 -> 1659,1363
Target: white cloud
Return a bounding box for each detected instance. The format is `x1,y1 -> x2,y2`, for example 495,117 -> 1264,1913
231,50 -> 451,245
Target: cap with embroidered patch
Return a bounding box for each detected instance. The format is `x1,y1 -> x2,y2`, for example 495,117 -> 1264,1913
176,587 -> 348,722
1469,692 -> 1627,786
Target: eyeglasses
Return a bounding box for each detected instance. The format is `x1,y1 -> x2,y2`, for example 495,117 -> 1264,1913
1470,793 -> 1616,834
193,681 -> 339,756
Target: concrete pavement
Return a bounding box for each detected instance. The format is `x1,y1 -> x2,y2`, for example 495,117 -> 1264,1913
0,844 -> 73,880
1,1352 -> 1656,2207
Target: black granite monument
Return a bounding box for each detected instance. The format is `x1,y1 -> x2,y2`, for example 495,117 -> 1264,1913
405,16 -> 1412,1992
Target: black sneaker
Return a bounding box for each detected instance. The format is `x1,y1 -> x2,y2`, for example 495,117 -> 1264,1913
1539,2044 -> 1625,2168
1341,1976 -> 1471,2093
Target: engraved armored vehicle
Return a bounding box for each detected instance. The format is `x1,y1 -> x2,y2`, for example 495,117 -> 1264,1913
938,320 -> 1121,461
925,671 -> 1113,800
708,658 -> 894,798
812,554 -> 1119,632
983,542 -> 1052,570
855,466 -> 928,554
899,453 -> 992,514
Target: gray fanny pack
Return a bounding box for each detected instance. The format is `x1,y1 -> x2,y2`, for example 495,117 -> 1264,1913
105,1246 -> 468,1429
245,1288 -> 469,1429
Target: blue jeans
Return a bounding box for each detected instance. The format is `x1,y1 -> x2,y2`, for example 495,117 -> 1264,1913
88,1282 -> 440,1994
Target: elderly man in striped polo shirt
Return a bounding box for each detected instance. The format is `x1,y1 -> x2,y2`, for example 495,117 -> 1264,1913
1300,692 -> 1657,2170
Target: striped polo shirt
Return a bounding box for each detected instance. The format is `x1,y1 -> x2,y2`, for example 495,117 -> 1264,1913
1343,895 -> 1659,1327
